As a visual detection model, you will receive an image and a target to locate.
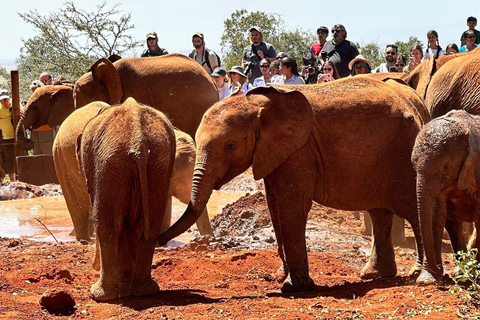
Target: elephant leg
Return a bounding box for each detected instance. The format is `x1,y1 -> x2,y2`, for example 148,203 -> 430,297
264,167 -> 316,294
90,214 -> 121,301
360,208 -> 397,279
117,226 -> 135,296
265,185 -> 288,283
445,219 -> 467,255
359,211 -> 372,236
160,196 -> 172,234
129,237 -> 159,297
392,216 -> 407,246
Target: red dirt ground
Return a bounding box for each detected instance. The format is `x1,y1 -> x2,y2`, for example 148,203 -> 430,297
0,174 -> 477,319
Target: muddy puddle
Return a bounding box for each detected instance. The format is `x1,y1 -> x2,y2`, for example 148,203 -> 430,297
0,190 -> 247,244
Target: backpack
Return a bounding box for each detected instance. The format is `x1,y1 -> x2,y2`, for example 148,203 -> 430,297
189,48 -> 221,72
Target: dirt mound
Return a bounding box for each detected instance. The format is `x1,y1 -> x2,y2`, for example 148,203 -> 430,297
211,192 -> 270,237
0,182 -> 62,200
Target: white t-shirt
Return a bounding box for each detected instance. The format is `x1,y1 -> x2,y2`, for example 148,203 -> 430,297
273,74 -> 305,85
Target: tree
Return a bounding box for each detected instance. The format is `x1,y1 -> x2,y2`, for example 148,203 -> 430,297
395,36 -> 424,62
357,42 -> 383,70
220,9 -> 315,71
15,1 -> 141,101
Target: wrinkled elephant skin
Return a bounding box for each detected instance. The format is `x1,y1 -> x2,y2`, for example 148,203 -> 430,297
159,78 -> 428,293
412,110 -> 480,284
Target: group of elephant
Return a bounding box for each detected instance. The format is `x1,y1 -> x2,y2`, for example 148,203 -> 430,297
13,49 -> 480,301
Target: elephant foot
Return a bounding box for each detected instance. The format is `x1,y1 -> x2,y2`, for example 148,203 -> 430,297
130,278 -> 160,297
360,259 -> 397,279
118,281 -> 131,297
416,267 -> 443,285
275,264 -> 288,283
90,280 -> 119,301
281,274 -> 315,294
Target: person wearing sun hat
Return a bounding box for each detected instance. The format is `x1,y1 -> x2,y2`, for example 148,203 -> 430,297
0,89 -> 15,180
141,31 -> 168,57
227,66 -> 252,95
211,67 -> 230,100
348,55 -> 372,76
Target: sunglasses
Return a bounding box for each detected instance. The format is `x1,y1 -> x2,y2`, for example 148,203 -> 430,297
260,65 -> 269,68
386,51 -> 396,55
466,35 -> 476,39
332,29 -> 343,33
395,63 -> 405,67
323,67 -> 333,71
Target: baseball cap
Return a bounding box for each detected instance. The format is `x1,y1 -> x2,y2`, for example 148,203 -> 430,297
249,26 -> 263,34
211,67 -> 226,77
0,89 -> 10,101
192,32 -> 204,40
146,31 -> 158,39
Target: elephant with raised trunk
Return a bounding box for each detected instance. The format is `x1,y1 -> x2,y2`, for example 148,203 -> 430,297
412,110 -> 480,284
158,78 -> 429,293
73,53 -> 219,139
77,98 -> 175,301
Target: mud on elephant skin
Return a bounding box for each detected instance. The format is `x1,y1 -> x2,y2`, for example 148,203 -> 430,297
412,110 -> 480,285
53,103 -> 213,242
73,54 -> 219,139
16,85 -> 75,151
77,98 -> 176,301
159,79 -> 428,293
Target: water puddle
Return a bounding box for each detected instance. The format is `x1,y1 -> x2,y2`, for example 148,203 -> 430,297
0,191 -> 247,244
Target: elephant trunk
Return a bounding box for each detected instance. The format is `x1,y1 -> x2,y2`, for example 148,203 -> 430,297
417,174 -> 442,274
157,162 -> 215,245
15,117 -> 34,151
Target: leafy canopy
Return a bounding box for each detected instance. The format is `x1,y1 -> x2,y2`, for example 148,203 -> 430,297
12,1 -> 141,101
220,9 -> 316,70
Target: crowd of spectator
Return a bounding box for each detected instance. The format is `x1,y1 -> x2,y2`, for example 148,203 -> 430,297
137,15 -> 475,100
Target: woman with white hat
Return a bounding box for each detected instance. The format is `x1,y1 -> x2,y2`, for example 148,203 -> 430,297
228,66 -> 252,94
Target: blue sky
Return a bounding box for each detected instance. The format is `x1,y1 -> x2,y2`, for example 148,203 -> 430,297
1,0 -> 475,64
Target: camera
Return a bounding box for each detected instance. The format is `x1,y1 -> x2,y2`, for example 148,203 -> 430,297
305,64 -> 316,73
389,66 -> 398,72
244,61 -> 255,75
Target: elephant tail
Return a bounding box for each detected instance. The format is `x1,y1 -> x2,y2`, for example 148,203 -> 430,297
132,146 -> 151,241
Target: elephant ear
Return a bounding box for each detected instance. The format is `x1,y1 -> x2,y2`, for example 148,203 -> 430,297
458,132 -> 480,190
48,87 -> 75,128
90,58 -> 123,105
250,86 -> 313,180
401,55 -> 436,100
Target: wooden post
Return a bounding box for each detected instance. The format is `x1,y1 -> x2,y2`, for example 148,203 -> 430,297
11,70 -> 21,134
11,69 -> 23,178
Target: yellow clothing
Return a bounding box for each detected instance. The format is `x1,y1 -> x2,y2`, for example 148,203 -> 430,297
0,100 -> 14,139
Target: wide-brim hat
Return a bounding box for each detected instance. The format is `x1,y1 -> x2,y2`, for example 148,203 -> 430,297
228,66 -> 247,78
348,55 -> 372,70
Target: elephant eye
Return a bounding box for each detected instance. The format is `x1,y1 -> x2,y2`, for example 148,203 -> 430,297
224,141 -> 236,152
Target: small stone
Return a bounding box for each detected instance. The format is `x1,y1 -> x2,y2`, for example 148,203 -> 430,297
39,289 -> 75,311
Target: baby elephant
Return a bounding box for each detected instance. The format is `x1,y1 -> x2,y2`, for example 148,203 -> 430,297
412,110 -> 480,284
78,98 -> 176,301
